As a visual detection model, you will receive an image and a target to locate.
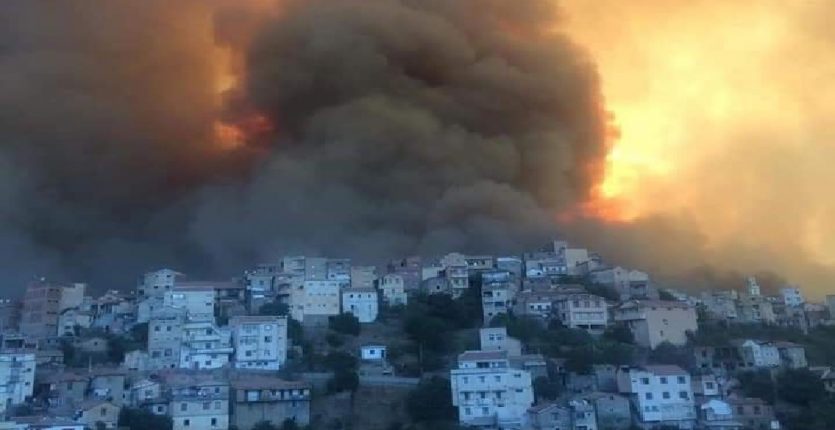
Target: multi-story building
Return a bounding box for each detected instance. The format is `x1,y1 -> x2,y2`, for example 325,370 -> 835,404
0,299 -> 20,333
0,351 -> 35,414
727,397 -> 778,430
20,280 -> 85,341
341,288 -> 379,323
496,257 -> 523,279
57,308 -> 93,337
167,373 -> 230,430
377,274 -> 407,306
387,256 -> 422,291
229,316 -> 288,370
526,399 -> 598,430
513,291 -> 560,320
613,301 -> 698,349
775,341 -> 808,369
148,313 -> 184,370
138,269 -> 186,299
445,265 -> 470,298
736,294 -> 776,325
164,286 -> 216,323
736,340 -> 781,368
291,280 -> 341,324
179,321 -> 233,370
449,350 -> 534,428
700,290 -> 739,321
578,392 -> 632,430
523,250 -> 565,278
780,287 -> 805,307
482,284 -> 512,324
588,267 -> 653,300
616,365 -> 696,429
553,294 -> 608,331
230,375 -> 311,429
479,327 -> 522,356
351,266 -> 378,289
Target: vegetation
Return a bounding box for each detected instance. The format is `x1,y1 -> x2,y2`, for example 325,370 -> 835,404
406,377 -> 457,423
258,301 -> 290,317
324,351 -> 359,393
329,313 -> 361,336
532,376 -> 560,401
118,407 -> 173,430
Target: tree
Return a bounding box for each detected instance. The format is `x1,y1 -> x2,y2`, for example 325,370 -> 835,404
533,376 -> 560,401
603,324 -> 634,344
252,421 -> 279,430
404,314 -> 450,353
737,370 -> 775,404
281,419 -> 300,430
118,407 -> 173,430
647,342 -> 690,368
327,369 -> 359,393
777,368 -> 825,407
130,322 -> 149,344
324,351 -> 357,372
288,318 -> 303,344
259,301 -> 289,317
657,290 -> 676,301
585,283 -> 620,301
329,313 -> 361,336
406,377 -> 457,422
326,332 -> 345,347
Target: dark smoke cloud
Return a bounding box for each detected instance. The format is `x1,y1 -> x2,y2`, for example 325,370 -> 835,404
190,0 -> 608,268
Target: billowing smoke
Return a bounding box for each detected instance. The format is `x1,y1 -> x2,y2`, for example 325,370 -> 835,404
0,0 -> 608,289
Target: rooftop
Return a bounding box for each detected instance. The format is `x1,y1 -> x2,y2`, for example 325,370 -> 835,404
458,350 -> 508,362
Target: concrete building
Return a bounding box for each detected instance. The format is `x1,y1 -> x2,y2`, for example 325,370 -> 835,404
164,287 -> 215,323
326,259 -> 351,285
479,327 -> 522,357
775,341 -> 808,369
578,392 -> 632,430
613,300 -> 698,349
341,288 -> 378,323
589,267 -> 652,300
230,375 -> 311,429
780,287 -> 805,307
616,365 -> 696,429
0,299 -> 20,334
496,257 -> 524,279
76,399 -> 121,429
482,284 -> 513,324
167,373 -> 230,430
229,316 -> 288,370
727,397 -> 778,430
736,340 -> 781,368
0,352 -> 35,415
350,266 -> 378,289
138,269 -> 186,299
553,294 -> 608,331
378,274 -> 407,307
449,350 -> 534,428
179,321 -> 233,370
700,291 -> 739,322
21,280 -> 85,341
360,345 -> 387,361
445,265 -> 470,298
291,280 -> 341,324
736,294 -> 776,325
523,251 -> 565,278
699,399 -> 740,430
148,313 -> 184,370
526,399 -> 598,430
57,308 -> 93,337
387,256 -> 422,291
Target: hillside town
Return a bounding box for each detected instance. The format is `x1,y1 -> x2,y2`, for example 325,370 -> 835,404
1,240 -> 834,430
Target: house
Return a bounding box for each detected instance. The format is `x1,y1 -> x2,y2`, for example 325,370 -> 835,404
700,291 -> 739,321
553,294 -> 608,332
616,365 -> 696,429
230,375 -> 311,429
482,284 -> 513,324
445,265 -> 470,299
449,350 -> 534,428
291,280 -> 341,324
8,416 -> 84,430
75,399 -> 121,429
123,350 -> 149,372
350,266 -> 377,289
377,274 -> 407,307
387,256 -> 422,291
735,340 -> 781,368
178,320 -> 233,370
38,370 -> 88,406
727,397 -> 779,430
822,368 -> 835,394
341,288 -> 378,323
163,286 -> 216,323
230,316 -> 288,371
130,378 -> 163,407
88,368 -> 128,405
774,341 -> 807,369
523,250 -> 566,279
166,372 -> 230,430
691,373 -> 721,398
699,399 -> 743,430
526,399 -> 597,430
0,352 -> 35,415
613,300 -> 698,349
360,345 -> 387,361
780,287 -> 804,307
514,291 -> 561,320
148,313 -> 185,370
588,267 -> 653,300
57,308 -> 93,337
736,294 -> 776,325
496,257 -> 523,279
479,327 -> 522,356
21,280 -> 86,341
577,392 -> 632,430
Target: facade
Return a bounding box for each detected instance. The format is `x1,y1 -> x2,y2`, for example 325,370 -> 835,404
482,284 -> 513,324
167,374 -> 230,430
138,269 -> 186,299
20,281 -> 75,340
148,314 -> 184,370
341,288 -> 378,323
780,287 -> 804,307
700,291 -> 739,321
360,345 -> 387,361
553,294 -> 608,331
616,365 -> 696,429
0,352 -> 35,414
449,350 -> 534,428
727,397 -> 778,430
350,266 -> 377,289
737,340 -> 781,368
446,265 -> 470,298
291,280 -> 341,323
57,308 -> 93,337
378,274 -> 407,306
614,301 -> 698,349
736,294 -> 776,325
526,400 -> 597,430
230,376 -> 311,429
76,400 -> 121,429
589,267 -> 651,300
387,256 -> 422,291
179,321 -> 233,370
479,327 -> 522,357
164,287 -> 215,322
580,392 -> 632,430
229,316 -> 288,370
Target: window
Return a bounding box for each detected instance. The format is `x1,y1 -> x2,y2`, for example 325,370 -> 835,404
462,377 -> 469,384
480,392 -> 486,399
494,376 -> 501,382
660,377 -> 667,384
184,419 -> 190,427
641,378 -> 650,385
211,418 -> 217,426
264,336 -> 272,343
754,406 -> 761,415
465,407 -> 471,416
679,391 -> 689,400
706,382 -> 715,389
203,402 -> 210,410
645,393 -> 653,400
677,376 -> 686,384
101,407 -> 107,416
662,392 -> 670,399
482,407 -> 489,416
180,403 -> 187,411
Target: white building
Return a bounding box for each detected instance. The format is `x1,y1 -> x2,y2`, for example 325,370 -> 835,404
229,316 -> 288,370
478,327 -> 522,357
378,274 -> 407,306
148,313 -> 184,370
139,269 -> 186,299
617,365 -> 696,429
0,352 -> 35,414
179,321 -> 233,370
553,293 -> 608,331
482,284 -> 512,324
613,301 -> 698,349
290,280 -> 341,323
167,374 -> 229,430
341,288 -> 379,323
737,340 -> 781,368
360,345 -> 387,361
164,286 -> 215,323
449,350 -> 534,428
351,266 -> 378,289
780,287 -> 805,307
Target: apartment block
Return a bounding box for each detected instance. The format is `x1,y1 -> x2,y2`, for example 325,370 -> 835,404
613,301 -> 698,349
229,316 -> 288,370
341,288 -> 379,323
616,365 -> 696,429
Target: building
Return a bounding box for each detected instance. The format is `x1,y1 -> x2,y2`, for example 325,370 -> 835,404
780,287 -> 805,307
350,266 -> 378,289
699,399 -> 741,430
588,267 -> 652,300
164,286 -> 216,322
148,313 -> 184,370
616,365 -> 696,429
0,352 -> 35,414
341,288 -> 378,323
736,294 -> 776,325
775,341 -> 808,369
377,274 -> 407,306
21,280 -> 85,341
75,399 -> 121,429
167,372 -> 230,430
179,320 -> 233,370
482,284 -> 513,324
230,375 -> 311,429
291,280 -> 341,324
387,256 -> 422,291
449,350 -> 534,428
57,308 -> 93,337
553,294 -> 608,331
326,258 -> 351,285
613,300 -> 698,349
138,269 -> 186,299
523,250 -> 565,279
445,265 -> 470,298
229,316 -> 288,370
479,327 -> 522,357
700,291 -> 739,321
727,397 -> 778,430
360,345 -> 387,361
526,399 -> 598,430
578,392 -> 632,430
0,299 -> 20,333
827,295 -> 835,320
736,340 -> 781,368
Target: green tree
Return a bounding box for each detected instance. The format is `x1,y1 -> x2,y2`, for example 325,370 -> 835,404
737,369 -> 775,404
603,324 -> 634,344
258,301 -> 289,316
288,318 -> 303,344
777,368 -> 825,407
329,313 -> 361,336
647,342 -> 690,368
130,322 -> 149,344
533,376 -> 560,401
118,407 -> 173,430
327,369 -> 359,393
406,377 -> 457,422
